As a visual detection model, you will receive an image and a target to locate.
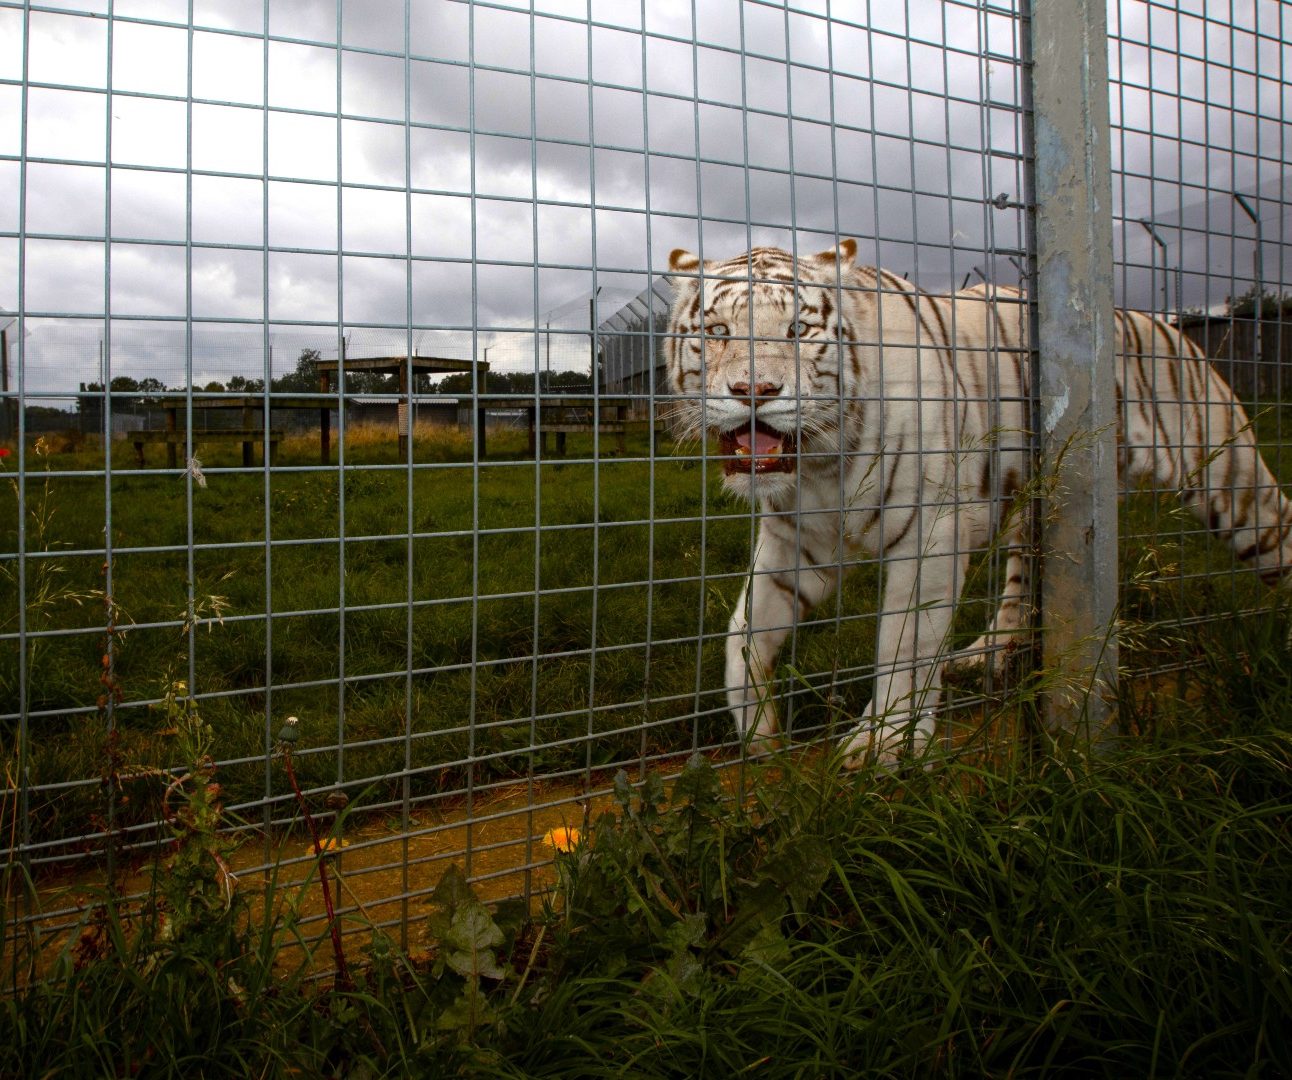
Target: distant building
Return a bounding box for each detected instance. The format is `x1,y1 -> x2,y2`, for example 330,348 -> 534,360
346,396 -> 460,430
1177,310 -> 1292,402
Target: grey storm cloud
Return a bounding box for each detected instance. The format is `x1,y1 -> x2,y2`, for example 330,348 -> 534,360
0,0 -> 1284,399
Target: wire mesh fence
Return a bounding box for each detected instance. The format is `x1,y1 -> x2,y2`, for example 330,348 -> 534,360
1108,0 -> 1291,683
1,0 -> 1288,969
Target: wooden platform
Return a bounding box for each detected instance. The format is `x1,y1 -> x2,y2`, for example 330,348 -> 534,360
529,421 -> 628,456
132,428 -> 283,468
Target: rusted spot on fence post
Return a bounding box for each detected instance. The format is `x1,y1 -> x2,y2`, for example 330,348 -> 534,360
1025,0 -> 1119,747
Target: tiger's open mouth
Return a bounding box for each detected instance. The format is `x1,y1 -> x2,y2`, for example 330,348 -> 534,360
719,420 -> 796,475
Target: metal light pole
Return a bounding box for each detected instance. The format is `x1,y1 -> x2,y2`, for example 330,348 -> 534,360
1234,192 -> 1263,366
589,286 -> 602,388
1139,219 -> 1175,315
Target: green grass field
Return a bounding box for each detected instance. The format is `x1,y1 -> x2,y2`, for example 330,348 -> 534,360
1,413 -> 1289,852
3,426 -> 883,849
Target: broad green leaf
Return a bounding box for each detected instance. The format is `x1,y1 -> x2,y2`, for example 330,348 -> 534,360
664,912 -> 708,954
741,921 -> 791,967
445,946 -> 507,982
430,864 -> 476,910
765,834 -> 834,910
671,754 -> 720,809
445,904 -> 504,957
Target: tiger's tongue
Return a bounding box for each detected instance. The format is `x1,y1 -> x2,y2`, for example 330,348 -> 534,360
737,428 -> 783,457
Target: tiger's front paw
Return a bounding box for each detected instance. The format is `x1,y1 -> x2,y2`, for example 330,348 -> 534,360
948,634 -> 1018,675
744,729 -> 784,758
740,714 -> 784,758
839,712 -> 937,771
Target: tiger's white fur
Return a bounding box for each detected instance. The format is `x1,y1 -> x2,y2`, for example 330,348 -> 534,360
665,240 -> 1292,766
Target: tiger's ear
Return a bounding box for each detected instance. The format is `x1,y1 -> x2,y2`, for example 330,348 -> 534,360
667,248 -> 702,291
812,238 -> 857,269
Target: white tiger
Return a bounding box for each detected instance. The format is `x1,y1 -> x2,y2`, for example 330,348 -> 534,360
665,239 -> 1292,766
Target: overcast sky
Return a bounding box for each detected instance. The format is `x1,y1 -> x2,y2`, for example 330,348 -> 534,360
0,0 -> 1287,400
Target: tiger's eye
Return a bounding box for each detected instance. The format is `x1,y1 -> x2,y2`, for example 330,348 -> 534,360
788,320 -> 811,338
706,323 -> 730,338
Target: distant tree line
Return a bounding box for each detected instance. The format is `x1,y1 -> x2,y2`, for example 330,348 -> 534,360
1177,286 -> 1292,321
75,350 -> 596,427
1225,286 -> 1292,320
432,369 -> 591,395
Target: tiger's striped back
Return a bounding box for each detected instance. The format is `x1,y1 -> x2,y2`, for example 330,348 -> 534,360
664,241 -> 1292,767
959,279 -> 1292,587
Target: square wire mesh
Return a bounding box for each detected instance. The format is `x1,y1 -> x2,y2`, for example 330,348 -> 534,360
0,0 -> 1287,965
1108,0 -> 1291,677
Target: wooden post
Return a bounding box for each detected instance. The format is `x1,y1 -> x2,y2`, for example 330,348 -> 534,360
398,358 -> 409,460
165,405 -> 178,470
241,401 -> 254,467
319,368 -> 331,464
0,324 -> 11,444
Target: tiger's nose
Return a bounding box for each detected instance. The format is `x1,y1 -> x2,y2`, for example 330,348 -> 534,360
728,380 -> 783,403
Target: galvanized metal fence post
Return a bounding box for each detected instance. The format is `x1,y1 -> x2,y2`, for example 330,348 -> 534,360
1024,0 -> 1119,744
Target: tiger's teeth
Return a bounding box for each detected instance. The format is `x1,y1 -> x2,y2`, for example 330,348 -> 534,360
735,446 -> 750,455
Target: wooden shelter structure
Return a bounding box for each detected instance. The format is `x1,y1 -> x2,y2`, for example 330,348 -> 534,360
316,355 -> 488,460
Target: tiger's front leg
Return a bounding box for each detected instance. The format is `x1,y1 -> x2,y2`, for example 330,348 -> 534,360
727,528 -> 840,753
841,530 -> 968,769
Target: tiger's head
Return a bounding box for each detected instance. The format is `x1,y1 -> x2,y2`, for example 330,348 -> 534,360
664,240 -> 858,502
